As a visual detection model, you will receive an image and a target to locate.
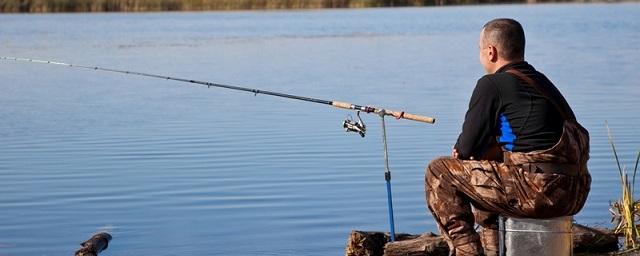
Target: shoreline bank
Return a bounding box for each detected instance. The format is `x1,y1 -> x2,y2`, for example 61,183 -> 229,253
0,0 -> 630,13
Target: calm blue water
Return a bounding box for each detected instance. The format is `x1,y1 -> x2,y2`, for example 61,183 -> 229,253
1,3 -> 639,255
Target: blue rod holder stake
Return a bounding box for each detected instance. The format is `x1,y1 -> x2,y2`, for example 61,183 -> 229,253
380,113 -> 396,241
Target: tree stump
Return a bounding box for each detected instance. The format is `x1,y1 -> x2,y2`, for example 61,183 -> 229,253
345,224 -> 618,256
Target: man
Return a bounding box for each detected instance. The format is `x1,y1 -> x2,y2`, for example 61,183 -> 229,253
425,19 -> 591,256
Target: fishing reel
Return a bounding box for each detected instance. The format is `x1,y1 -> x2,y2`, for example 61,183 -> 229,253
343,111 -> 366,138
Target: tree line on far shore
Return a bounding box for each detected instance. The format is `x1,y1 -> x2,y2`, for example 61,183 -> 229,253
0,0 -> 602,12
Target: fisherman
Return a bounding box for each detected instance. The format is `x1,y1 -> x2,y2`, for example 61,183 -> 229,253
425,18 -> 591,256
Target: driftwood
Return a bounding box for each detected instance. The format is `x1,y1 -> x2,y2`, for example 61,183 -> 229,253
344,231 -> 431,256
345,224 -> 618,256
572,224 -> 619,253
384,233 -> 449,256
75,232 -> 112,256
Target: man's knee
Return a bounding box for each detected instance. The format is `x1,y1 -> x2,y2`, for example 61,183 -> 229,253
426,156 -> 453,180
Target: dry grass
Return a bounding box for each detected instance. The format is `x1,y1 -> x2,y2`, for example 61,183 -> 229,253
607,121 -> 640,250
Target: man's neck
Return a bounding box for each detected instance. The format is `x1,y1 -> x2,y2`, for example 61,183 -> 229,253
492,59 -> 524,74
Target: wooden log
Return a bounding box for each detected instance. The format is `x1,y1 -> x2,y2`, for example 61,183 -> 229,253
345,231 -> 387,256
345,224 -> 618,256
345,231 -> 446,256
75,232 -> 112,256
572,224 -> 619,253
384,233 -> 448,256
345,231 -> 429,256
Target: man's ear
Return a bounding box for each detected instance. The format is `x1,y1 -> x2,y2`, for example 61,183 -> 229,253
488,45 -> 499,62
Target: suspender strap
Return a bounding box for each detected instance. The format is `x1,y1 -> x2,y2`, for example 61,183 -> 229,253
505,69 -> 574,121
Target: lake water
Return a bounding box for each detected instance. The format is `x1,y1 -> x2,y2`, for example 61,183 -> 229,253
1,3 -> 639,255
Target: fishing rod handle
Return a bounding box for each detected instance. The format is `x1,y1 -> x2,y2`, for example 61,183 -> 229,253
331,101 -> 354,110
331,101 -> 435,124
384,110 -> 436,124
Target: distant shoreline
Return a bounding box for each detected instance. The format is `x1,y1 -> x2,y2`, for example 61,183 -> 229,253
0,0 -> 631,13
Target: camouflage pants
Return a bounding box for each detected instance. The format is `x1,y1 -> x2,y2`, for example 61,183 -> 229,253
425,157 -> 590,256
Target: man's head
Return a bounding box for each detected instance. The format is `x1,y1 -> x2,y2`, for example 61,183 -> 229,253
479,18 -> 525,74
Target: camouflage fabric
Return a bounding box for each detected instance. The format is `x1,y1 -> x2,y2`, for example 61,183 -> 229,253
425,120 -> 591,256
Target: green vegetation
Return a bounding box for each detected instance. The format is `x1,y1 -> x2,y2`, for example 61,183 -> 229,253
0,0 -> 550,12
607,121 -> 640,250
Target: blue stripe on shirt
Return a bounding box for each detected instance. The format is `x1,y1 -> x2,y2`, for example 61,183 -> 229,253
498,113 -> 516,151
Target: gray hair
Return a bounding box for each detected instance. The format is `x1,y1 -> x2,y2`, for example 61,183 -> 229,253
482,18 -> 526,60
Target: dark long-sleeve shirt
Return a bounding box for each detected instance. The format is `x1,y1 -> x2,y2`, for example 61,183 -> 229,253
454,61 -> 576,160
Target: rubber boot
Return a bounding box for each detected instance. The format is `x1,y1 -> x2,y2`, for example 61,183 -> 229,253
480,228 -> 498,256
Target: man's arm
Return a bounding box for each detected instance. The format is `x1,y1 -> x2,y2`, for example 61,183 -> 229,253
454,76 -> 500,160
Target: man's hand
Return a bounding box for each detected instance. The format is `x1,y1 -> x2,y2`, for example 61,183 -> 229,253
452,147 -> 474,160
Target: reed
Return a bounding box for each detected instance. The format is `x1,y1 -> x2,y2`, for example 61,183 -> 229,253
607,121 -> 640,250
0,0 -> 522,12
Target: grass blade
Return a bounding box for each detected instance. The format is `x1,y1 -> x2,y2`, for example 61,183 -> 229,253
633,150 -> 640,195
606,121 -> 624,183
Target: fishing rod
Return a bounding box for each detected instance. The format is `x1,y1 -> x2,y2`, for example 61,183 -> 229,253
2,56 -> 436,241
0,57 -> 435,124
